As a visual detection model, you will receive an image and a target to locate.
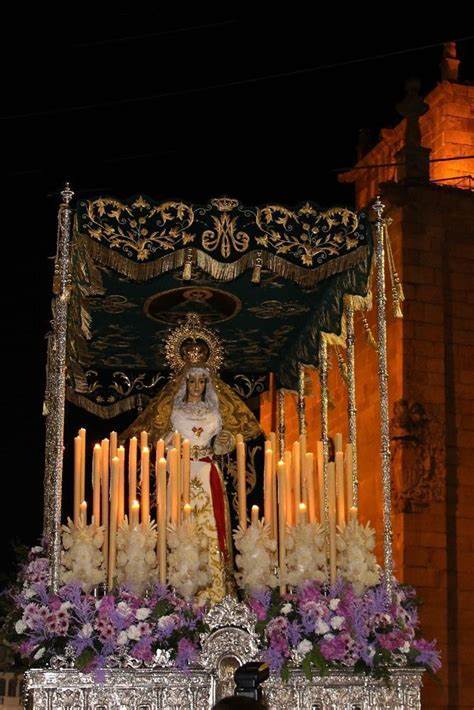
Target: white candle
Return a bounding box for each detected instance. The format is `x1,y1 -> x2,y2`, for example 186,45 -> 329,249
270,432 -> 278,546
74,436 -> 81,526
117,446 -> 125,524
141,446 -> 150,527
317,441 -> 324,524
79,428 -> 86,504
130,499 -> 140,529
334,433 -> 343,453
140,430 -> 148,451
251,504 -> 259,526
237,436 -> 247,529
328,462 -> 337,585
80,500 -> 87,526
157,457 -> 167,585
108,457 -> 119,590
335,451 -> 345,527
299,434 -> 308,509
277,460 -> 286,595
304,452 -> 316,524
182,439 -> 191,505
101,438 -> 109,566
298,502 -> 307,525
264,448 -> 273,534
168,448 -> 179,527
92,443 -> 101,527
284,450 -> 293,526
183,502 -> 192,520
292,440 -> 301,522
128,437 -> 137,515
345,443 -> 354,511
172,432 -> 181,524
156,438 -> 165,461
110,431 -> 118,462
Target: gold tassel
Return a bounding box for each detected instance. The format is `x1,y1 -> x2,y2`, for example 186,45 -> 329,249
251,251 -> 263,284
182,249 -> 193,281
384,223 -> 404,319
361,312 -> 378,349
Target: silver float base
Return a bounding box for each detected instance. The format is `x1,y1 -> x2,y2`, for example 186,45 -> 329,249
23,597 -> 423,708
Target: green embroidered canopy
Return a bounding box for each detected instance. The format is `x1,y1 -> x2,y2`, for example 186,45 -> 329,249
67,195 -> 372,418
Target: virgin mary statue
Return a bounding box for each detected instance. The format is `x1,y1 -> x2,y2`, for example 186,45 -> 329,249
121,313 -> 261,604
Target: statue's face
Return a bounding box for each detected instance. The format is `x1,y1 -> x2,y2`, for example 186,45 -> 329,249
187,373 -> 207,402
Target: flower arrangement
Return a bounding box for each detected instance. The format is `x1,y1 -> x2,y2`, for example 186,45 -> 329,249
61,519 -> 105,593
6,545 -> 207,677
336,519 -> 380,595
285,522 -> 327,587
234,520 -> 278,591
167,519 -> 209,600
116,519 -> 158,595
247,579 -> 441,680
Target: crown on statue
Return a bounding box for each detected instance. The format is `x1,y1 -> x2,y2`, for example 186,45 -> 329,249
164,313 -> 224,374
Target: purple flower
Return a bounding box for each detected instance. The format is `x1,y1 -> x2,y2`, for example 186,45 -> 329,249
412,639 -> 441,673
175,638 -> 198,670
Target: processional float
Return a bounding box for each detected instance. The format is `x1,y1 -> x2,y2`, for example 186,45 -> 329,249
18,187 -> 438,708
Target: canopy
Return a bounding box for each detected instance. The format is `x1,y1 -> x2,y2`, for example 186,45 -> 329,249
66,195 -> 372,417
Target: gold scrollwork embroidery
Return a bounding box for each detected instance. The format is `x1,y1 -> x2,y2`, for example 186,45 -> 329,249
202,214 -> 250,258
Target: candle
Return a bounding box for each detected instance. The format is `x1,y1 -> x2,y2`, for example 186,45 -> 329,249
157,457 -> 167,585
108,457 -> 119,590
79,428 -> 86,503
182,439 -> 191,505
335,451 -> 345,527
277,460 -> 286,595
334,433 -> 343,453
80,500 -> 87,526
130,499 -> 140,529
345,443 -> 354,511
264,448 -> 273,535
172,432 -> 181,524
140,430 -> 148,451
316,441 -> 324,524
110,431 -> 118,462
299,434 -> 308,510
349,506 -> 358,521
141,446 -> 150,527
156,438 -> 165,461
74,436 -> 81,526
183,502 -> 192,520
168,448 -> 179,527
117,446 -> 125,524
128,437 -> 137,514
270,432 -> 278,546
92,444 -> 101,527
292,440 -> 301,522
304,452 -> 316,524
328,462 -> 337,585
101,438 -> 110,565
284,450 -> 293,526
251,504 -> 259,526
298,502 -> 307,525
237,436 -> 247,529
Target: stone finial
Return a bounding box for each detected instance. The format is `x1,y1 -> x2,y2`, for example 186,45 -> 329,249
395,79 -> 430,183
440,41 -> 460,82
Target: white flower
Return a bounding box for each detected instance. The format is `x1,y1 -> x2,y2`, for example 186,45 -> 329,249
15,619 -> 27,634
136,607 -> 151,621
157,614 -> 174,629
281,603 -> 292,615
78,623 -> 93,639
330,615 -> 345,630
127,624 -> 141,641
31,546 -> 43,554
117,631 -> 129,646
315,619 -> 330,635
33,647 -> 45,660
399,641 -> 410,654
329,598 -> 340,610
23,587 -> 36,600
117,602 -> 131,616
60,602 -> 72,612
297,639 -> 313,655
324,632 -> 335,640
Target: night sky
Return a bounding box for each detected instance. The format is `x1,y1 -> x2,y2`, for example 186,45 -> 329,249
2,12 -> 473,571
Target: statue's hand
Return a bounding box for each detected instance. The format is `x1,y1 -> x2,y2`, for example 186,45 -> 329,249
213,429 -> 236,456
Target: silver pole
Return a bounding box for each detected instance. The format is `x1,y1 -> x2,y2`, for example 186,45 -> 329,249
43,182 -> 74,591
318,336 -> 329,530
372,195 -> 393,596
345,300 -> 359,507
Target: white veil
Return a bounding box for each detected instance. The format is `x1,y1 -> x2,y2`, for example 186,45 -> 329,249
172,367 -> 222,429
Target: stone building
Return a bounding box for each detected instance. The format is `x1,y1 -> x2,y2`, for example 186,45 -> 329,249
261,41 -> 474,709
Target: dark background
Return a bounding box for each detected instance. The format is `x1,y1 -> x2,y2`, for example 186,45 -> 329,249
2,11 -> 473,571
